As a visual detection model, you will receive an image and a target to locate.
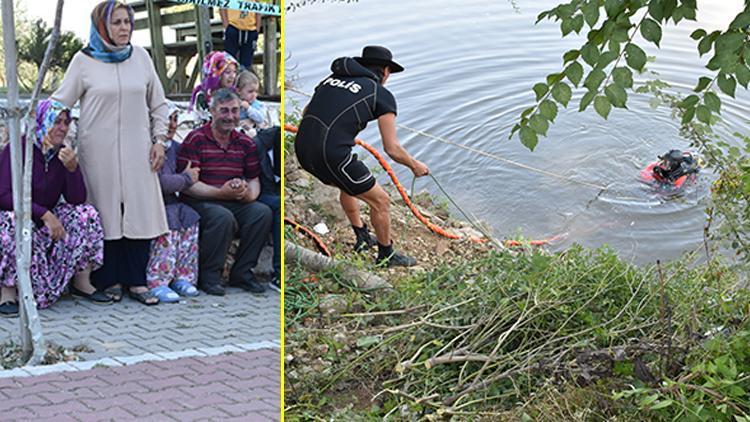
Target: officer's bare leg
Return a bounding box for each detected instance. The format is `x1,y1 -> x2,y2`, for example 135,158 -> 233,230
355,183 -> 391,246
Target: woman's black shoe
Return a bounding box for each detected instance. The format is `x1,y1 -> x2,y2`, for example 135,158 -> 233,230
69,285 -> 113,304
0,301 -> 19,317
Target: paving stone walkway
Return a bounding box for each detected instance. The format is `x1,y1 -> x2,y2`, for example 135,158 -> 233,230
0,287 -> 281,421
0,349 -> 279,421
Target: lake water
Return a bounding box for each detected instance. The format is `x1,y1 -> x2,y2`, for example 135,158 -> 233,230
285,0 -> 750,264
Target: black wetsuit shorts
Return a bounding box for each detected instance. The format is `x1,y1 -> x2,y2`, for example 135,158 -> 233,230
295,57 -> 397,196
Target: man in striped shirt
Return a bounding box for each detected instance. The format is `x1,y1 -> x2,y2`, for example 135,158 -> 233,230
178,88 -> 272,296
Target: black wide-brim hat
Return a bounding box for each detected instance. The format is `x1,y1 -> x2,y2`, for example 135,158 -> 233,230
353,45 -> 404,73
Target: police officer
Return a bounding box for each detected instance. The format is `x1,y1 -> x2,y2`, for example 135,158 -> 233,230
295,46 -> 429,267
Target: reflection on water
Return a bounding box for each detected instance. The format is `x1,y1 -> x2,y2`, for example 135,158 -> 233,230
286,0 -> 750,264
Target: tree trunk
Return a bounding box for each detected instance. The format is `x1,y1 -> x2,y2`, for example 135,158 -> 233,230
285,243 -> 392,290
3,0 -> 64,365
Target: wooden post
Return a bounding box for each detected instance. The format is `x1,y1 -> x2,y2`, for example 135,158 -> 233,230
262,13 -> 278,96
194,5 -> 212,64
2,0 -> 49,365
145,0 -> 169,91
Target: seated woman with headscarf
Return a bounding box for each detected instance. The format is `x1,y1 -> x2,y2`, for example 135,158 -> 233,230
0,100 -> 107,316
189,51 -> 239,123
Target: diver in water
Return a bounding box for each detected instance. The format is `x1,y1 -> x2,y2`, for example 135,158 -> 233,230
641,149 -> 700,191
652,150 -> 699,184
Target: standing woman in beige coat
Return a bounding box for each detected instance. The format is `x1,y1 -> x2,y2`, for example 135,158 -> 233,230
52,0 -> 169,305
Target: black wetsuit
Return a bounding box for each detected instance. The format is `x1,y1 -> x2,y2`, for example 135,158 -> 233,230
295,57 -> 397,196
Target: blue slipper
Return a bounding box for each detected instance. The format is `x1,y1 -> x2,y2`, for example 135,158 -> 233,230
150,286 -> 180,303
171,280 -> 199,297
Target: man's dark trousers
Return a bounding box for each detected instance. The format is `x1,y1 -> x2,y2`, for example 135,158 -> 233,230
185,199 -> 272,286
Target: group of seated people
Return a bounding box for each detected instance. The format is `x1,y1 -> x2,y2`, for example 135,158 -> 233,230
0,50 -> 280,316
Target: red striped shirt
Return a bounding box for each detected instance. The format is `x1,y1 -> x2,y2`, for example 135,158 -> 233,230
177,123 -> 260,188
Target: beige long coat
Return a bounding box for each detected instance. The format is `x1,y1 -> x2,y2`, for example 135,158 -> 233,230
52,46 -> 169,240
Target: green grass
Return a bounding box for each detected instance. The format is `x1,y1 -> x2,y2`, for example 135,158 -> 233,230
285,245 -> 750,420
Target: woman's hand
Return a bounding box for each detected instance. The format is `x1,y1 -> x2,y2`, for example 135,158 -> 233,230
150,143 -> 165,172
57,145 -> 78,172
41,211 -> 65,240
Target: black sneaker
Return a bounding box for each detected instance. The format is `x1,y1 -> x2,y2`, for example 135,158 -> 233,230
0,301 -> 19,317
268,275 -> 281,293
376,250 -> 417,267
229,276 -> 266,294
199,281 -> 226,296
353,225 -> 378,252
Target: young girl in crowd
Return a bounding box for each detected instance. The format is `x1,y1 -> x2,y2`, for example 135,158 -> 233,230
236,70 -> 269,137
0,100 -> 106,315
189,51 -> 239,123
146,104 -> 201,302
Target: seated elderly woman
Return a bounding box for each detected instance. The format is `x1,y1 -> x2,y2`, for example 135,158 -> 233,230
0,100 -> 107,316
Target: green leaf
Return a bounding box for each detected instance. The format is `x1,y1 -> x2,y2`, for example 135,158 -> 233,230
680,94 -> 700,108
529,114 -> 549,136
640,18 -> 662,47
693,76 -> 712,92
581,43 -> 600,66
690,29 -> 707,40
565,62 -> 584,87
612,66 -> 634,88
605,84 -> 628,108
583,69 -> 607,91
672,5 -> 683,23
661,0 -> 677,21
640,394 -> 659,407
718,73 -> 737,98
546,72 -> 564,86
536,10 -> 549,24
648,0 -> 664,22
605,0 -> 625,18
729,10 -> 750,30
579,90 -> 596,111
552,82 -> 572,107
609,39 -> 621,56
510,123 -> 521,138
596,50 -> 618,69
582,1 -> 600,28
612,25 -> 631,43
561,17 -> 576,36
594,95 -> 612,119
681,106 -> 695,124
521,106 -> 535,118
519,126 -> 539,151
539,99 -> 558,122
706,54 -> 723,71
625,43 -> 647,71
698,34 -> 715,56
356,336 -> 381,348
588,29 -> 605,45
650,399 -> 674,410
563,49 -> 580,63
696,105 -> 711,123
533,83 -> 549,101
736,65 -> 750,88
556,4 -> 575,19
715,33 -> 745,57
679,5 -> 696,21
704,91 -> 721,113
572,14 -> 584,34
